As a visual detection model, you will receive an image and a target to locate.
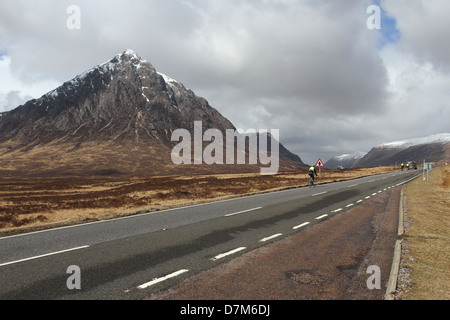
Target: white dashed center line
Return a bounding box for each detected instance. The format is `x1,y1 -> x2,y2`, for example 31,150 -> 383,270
0,246 -> 90,267
211,247 -> 247,261
225,207 -> 262,217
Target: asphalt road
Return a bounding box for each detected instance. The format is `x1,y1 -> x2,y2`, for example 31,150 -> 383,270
0,170 -> 420,300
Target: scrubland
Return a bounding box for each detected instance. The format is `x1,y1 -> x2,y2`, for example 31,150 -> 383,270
0,166 -> 395,235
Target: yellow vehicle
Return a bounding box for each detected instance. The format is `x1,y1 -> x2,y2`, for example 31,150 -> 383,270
408,161 -> 417,170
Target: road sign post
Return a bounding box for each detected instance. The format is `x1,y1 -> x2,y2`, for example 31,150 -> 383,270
315,158 -> 325,179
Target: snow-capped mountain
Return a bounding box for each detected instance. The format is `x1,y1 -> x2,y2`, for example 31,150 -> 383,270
0,50 -> 304,177
378,133 -> 450,149
325,151 -> 365,169
0,49 -> 236,144
354,133 -> 450,167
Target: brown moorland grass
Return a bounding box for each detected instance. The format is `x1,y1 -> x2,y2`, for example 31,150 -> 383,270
398,165 -> 450,300
0,166 -> 396,236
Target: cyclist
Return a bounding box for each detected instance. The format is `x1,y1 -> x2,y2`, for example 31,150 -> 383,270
308,166 -> 318,185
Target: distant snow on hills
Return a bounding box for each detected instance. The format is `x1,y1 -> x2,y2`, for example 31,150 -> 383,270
326,151 -> 365,169
327,133 -> 450,168
378,133 -> 450,149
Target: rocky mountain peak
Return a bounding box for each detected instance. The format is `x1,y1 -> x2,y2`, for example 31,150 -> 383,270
0,50 -> 305,177
0,49 -> 233,145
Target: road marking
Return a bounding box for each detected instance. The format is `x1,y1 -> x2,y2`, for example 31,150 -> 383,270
347,184 -> 358,188
365,196 -> 371,199
315,214 -> 328,220
357,200 -> 363,203
0,246 -> 90,267
260,233 -> 283,242
331,208 -> 343,213
293,222 -> 310,230
346,203 -> 354,208
138,269 -> 189,289
312,191 -> 327,197
211,247 -> 247,261
372,193 -> 377,196
225,207 -> 262,217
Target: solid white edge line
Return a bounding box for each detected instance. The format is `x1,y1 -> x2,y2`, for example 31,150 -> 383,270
293,222 -> 310,230
138,269 -> 189,289
0,245 -> 90,267
211,247 -> 247,261
260,233 -> 283,242
225,207 -> 262,217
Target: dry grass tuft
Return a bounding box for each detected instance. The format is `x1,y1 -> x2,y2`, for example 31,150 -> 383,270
399,166 -> 450,300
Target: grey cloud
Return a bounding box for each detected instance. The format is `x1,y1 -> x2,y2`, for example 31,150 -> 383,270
382,0 -> 450,69
0,91 -> 32,112
0,0 -> 448,163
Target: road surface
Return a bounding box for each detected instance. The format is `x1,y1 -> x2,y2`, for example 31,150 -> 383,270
0,170 -> 419,300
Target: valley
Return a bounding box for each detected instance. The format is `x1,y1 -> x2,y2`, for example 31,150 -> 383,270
0,166 -> 396,236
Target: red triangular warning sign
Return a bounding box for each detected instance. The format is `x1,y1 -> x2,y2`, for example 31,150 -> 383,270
315,158 -> 325,167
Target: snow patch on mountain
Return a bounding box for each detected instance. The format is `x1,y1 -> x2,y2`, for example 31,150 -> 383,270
325,151 -> 366,169
158,72 -> 181,110
334,151 -> 366,161
42,50 -> 151,101
158,72 -> 179,86
379,133 -> 450,149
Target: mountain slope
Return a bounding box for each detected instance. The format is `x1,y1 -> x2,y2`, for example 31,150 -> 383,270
354,133 -> 450,167
0,50 -> 305,177
325,152 -> 365,169
0,50 -> 234,144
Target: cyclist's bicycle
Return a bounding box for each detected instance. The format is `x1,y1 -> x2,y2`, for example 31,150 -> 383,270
308,177 -> 315,187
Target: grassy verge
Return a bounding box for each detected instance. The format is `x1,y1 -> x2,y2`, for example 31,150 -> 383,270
399,165 -> 450,300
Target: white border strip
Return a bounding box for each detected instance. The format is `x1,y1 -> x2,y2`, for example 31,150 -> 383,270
260,233 -> 282,242
211,247 -> 246,261
138,269 -> 189,289
293,222 -> 310,230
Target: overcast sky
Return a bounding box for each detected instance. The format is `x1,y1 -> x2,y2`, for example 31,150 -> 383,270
1,0 -> 449,165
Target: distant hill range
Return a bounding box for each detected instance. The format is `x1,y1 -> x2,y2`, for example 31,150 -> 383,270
326,133 -> 450,169
0,50 -> 305,178
325,152 -> 366,169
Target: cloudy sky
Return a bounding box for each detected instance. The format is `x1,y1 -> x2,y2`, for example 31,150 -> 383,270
1,0 -> 449,165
